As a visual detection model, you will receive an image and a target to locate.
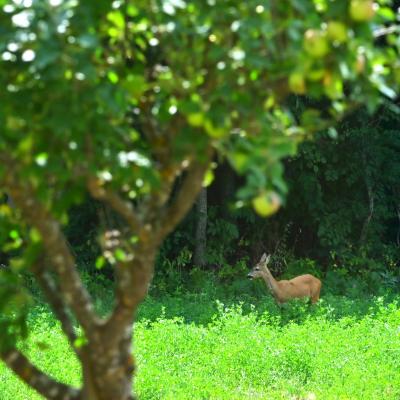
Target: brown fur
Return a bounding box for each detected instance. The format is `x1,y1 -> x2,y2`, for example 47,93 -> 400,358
247,253 -> 322,304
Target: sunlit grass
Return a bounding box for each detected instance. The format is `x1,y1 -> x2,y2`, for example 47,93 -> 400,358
1,291 -> 400,399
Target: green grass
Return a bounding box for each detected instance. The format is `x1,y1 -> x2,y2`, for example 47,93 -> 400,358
1,283 -> 400,399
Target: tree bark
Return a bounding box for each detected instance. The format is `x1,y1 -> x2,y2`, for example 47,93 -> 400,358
194,188 -> 207,267
359,149 -> 374,246
1,349 -> 80,399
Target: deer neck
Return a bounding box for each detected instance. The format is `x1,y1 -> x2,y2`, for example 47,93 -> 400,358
261,268 -> 282,298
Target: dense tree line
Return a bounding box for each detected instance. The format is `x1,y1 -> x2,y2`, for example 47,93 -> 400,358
162,115 -> 399,296
64,105 -> 400,283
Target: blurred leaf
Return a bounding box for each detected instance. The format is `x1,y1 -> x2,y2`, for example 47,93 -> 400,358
202,170 -> 214,187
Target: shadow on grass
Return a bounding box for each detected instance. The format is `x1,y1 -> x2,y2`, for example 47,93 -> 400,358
136,283 -> 400,327
27,275 -> 400,328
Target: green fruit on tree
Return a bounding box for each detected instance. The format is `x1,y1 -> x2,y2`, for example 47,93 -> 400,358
6,116 -> 25,130
327,21 -> 348,43
252,191 -> 281,217
323,72 -> 343,99
307,69 -> 325,81
204,119 -> 227,139
187,113 -> 205,127
349,0 -> 375,22
303,29 -> 329,58
289,72 -> 306,94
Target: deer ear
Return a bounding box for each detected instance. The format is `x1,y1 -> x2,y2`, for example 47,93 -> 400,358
260,253 -> 267,262
265,254 -> 271,263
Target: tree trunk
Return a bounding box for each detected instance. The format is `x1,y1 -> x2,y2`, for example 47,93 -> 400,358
80,252 -> 155,400
80,334 -> 135,400
194,188 -> 207,267
359,148 -> 374,246
1,152 -> 212,400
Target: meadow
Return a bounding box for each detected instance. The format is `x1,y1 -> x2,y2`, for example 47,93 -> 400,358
1,273 -> 400,400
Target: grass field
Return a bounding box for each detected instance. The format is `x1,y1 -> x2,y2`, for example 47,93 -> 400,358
1,281 -> 400,399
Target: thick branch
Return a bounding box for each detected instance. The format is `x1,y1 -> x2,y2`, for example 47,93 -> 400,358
155,152 -> 212,244
87,180 -> 159,345
1,349 -> 80,400
102,251 -> 155,345
142,163 -> 183,225
88,178 -> 141,233
31,258 -> 77,350
2,175 -> 99,334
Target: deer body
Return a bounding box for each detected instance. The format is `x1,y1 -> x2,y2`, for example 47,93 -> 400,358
248,254 -> 322,304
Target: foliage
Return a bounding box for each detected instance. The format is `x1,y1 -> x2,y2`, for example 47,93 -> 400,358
176,106 -> 400,275
1,279 -> 400,399
135,302 -> 400,400
0,0 -> 398,235
0,271 -> 30,351
282,258 -> 322,279
0,0 -> 399,397
63,199 -> 102,271
204,207 -> 240,267
283,107 -> 400,259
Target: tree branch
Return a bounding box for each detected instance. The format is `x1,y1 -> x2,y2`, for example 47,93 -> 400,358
2,173 -> 100,335
101,251 -> 155,349
154,149 -> 213,244
31,257 -> 78,350
88,177 -> 142,234
1,349 -> 80,400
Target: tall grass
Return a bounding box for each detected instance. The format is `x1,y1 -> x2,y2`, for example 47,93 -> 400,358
1,280 -> 400,399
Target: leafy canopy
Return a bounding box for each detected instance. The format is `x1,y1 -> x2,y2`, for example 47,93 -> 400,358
1,0 -> 398,206
0,0 -> 399,346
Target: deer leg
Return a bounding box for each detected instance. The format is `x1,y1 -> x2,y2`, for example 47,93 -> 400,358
311,292 -> 320,304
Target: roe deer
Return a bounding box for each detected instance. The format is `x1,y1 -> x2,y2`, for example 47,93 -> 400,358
247,253 -> 322,304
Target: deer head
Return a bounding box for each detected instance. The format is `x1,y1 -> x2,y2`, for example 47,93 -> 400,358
247,253 -> 271,280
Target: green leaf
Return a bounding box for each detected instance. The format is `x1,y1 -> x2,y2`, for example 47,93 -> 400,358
107,71 -> 119,84
114,248 -> 126,262
202,170 -> 214,187
107,11 -> 125,29
74,335 -> 88,349
122,75 -> 148,99
9,230 -> 19,240
95,256 -> 106,270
